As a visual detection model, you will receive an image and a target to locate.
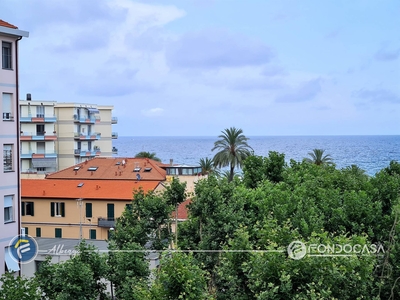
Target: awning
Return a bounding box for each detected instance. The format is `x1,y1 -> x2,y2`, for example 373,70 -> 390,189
87,108 -> 99,114
5,248 -> 20,272
32,158 -> 57,168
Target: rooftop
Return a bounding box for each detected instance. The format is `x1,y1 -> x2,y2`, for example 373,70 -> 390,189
22,179 -> 161,200
0,19 -> 18,29
46,157 -> 166,181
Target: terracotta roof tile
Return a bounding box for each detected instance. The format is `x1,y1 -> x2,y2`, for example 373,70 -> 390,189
22,179 -> 161,200
172,199 -> 191,220
46,157 -> 166,181
0,20 -> 18,29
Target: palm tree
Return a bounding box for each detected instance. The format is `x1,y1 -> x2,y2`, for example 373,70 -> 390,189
212,127 -> 253,182
305,149 -> 332,166
198,157 -> 214,175
134,151 -> 161,162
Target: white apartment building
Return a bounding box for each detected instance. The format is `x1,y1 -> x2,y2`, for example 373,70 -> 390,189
0,20 -> 28,276
19,99 -> 118,173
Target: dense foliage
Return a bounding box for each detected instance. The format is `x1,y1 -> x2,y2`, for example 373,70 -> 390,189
6,152 -> 400,299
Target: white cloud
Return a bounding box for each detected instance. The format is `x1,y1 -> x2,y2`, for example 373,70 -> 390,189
141,107 -> 164,117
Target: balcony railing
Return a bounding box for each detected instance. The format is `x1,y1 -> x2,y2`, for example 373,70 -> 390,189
20,114 -> 57,122
111,117 -> 118,124
74,148 -> 101,157
20,132 -> 57,140
20,151 -> 57,159
112,132 -> 118,139
73,114 -> 96,123
112,147 -> 118,154
98,217 -> 115,228
74,132 -> 101,140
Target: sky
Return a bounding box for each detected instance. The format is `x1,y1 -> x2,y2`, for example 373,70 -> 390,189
2,0 -> 400,136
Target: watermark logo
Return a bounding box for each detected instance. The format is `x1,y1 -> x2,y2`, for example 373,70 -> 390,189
8,234 -> 38,264
287,240 -> 307,260
287,241 -> 385,259
47,244 -> 79,256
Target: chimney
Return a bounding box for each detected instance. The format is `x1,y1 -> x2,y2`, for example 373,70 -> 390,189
27,93 -> 31,101
119,171 -> 122,176
42,190 -> 45,195
115,171 -> 117,176
170,159 -> 173,166
91,171 -> 93,176
96,185 -> 99,190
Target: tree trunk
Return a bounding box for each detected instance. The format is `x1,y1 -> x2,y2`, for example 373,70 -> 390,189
229,164 -> 235,182
175,205 -> 178,249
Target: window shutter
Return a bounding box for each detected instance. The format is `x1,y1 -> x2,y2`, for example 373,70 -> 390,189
50,202 -> 55,217
31,202 -> 34,216
86,203 -> 92,218
21,202 -> 25,216
107,204 -> 114,220
61,202 -> 65,217
36,228 -> 41,237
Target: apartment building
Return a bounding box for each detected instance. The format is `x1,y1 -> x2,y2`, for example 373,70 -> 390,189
0,20 -> 28,275
21,157 -> 166,240
19,99 -> 118,173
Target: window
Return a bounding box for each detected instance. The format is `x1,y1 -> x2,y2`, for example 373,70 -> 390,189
36,124 -> 45,136
3,144 -> 13,172
25,227 -> 29,235
22,201 -> 34,216
37,142 -> 45,154
36,105 -> 44,118
4,195 -> 13,223
2,93 -> 13,120
37,167 -> 46,172
55,228 -> 62,238
87,167 -> 98,171
36,227 -> 41,237
86,203 -> 92,218
107,203 -> 114,220
90,229 -> 96,239
50,202 -> 65,217
2,42 -> 12,69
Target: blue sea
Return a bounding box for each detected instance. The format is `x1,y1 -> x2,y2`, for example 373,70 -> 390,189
112,136 -> 400,176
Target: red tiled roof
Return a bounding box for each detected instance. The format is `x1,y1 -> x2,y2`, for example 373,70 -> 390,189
46,157 -> 166,181
0,20 -> 18,29
22,179 -> 161,200
172,199 -> 191,220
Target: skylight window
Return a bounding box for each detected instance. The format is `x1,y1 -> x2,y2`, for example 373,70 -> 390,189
116,162 -> 121,165
74,166 -> 80,171
133,167 -> 141,172
144,167 -> 152,172
87,167 -> 98,171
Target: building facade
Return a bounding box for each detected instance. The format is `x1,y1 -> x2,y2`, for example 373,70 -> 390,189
19,99 -> 118,173
0,20 -> 28,275
21,157 -> 166,240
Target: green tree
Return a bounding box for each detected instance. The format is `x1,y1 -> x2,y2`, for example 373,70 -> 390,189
0,272 -> 40,300
35,241 -> 108,300
133,252 -> 214,300
134,151 -> 161,162
212,127 -> 253,182
164,177 -> 187,248
199,157 -> 215,175
304,148 -> 332,166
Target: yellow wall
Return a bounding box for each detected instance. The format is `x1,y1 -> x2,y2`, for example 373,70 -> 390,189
22,197 -> 131,240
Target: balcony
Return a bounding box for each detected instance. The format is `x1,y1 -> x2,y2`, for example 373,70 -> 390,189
20,151 -> 57,159
20,132 -> 57,141
112,132 -> 118,139
73,114 -> 97,124
74,132 -> 101,140
111,117 -> 118,124
20,114 -> 57,123
74,148 -> 101,157
98,217 -> 115,228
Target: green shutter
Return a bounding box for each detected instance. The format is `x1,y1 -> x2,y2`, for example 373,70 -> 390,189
51,202 -> 55,217
107,204 -> 114,220
21,202 -> 25,216
61,202 -> 65,217
90,229 -> 96,239
86,203 -> 92,218
36,228 -> 41,237
55,228 -> 62,238
31,202 -> 34,216
25,227 -> 28,235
